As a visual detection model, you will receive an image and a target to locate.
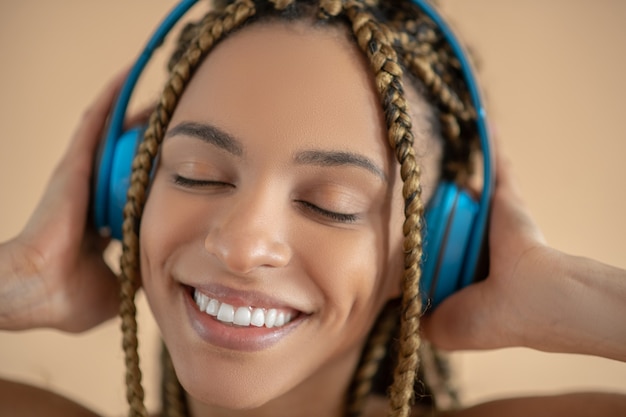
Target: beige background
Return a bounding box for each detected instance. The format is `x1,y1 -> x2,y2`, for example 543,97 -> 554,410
1,0 -> 625,415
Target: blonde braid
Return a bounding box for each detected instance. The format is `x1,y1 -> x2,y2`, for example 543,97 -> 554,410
161,343 -> 188,417
319,0 -> 343,19
388,5 -> 477,183
347,302 -> 399,417
119,1 -> 257,416
342,1 -> 425,416
387,6 -> 474,122
419,342 -> 459,411
269,0 -> 296,11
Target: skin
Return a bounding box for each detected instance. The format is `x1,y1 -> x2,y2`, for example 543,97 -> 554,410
0,14 -> 625,417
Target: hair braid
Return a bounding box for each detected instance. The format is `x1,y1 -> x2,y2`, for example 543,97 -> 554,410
315,3 -> 404,412
404,53 -> 474,182
342,2 -> 424,416
381,2 -> 477,183
118,1 -> 257,416
418,342 -> 459,410
269,0 -> 297,10
347,301 -> 400,417
168,11 -> 223,72
161,343 -> 189,417
318,0 -> 343,19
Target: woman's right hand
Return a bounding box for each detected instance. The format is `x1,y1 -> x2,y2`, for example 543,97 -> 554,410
0,69 -> 133,332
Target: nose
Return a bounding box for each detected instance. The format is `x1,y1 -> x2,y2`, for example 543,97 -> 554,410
204,196 -> 292,274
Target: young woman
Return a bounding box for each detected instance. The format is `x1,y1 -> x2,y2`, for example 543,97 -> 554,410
1,0 -> 625,416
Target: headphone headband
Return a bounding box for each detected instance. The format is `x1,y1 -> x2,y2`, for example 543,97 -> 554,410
415,0 -> 494,289
93,0 -> 198,234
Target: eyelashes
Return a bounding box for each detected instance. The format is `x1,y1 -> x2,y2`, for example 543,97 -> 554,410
173,174 -> 233,188
295,200 -> 358,223
171,174 -> 359,224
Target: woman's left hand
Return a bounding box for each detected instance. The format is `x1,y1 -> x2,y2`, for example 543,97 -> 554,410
421,142 -> 626,362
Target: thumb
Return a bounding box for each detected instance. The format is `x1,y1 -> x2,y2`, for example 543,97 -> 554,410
421,279 -> 504,351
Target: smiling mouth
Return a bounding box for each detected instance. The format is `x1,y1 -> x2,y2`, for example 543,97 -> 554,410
191,288 -> 298,329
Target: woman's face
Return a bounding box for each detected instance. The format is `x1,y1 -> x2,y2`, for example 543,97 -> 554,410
140,21 -> 435,411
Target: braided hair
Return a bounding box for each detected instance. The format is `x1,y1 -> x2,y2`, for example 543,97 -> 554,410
117,0 -> 478,416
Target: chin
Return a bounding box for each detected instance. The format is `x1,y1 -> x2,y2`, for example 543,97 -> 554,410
179,367 -> 289,411
169,343 -> 299,411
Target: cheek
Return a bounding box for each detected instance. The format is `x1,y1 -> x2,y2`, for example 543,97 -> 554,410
141,171 -> 209,255
139,178 -> 203,310
296,217 -> 399,339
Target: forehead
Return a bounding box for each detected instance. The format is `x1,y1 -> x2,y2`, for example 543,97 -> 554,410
169,21 -> 390,166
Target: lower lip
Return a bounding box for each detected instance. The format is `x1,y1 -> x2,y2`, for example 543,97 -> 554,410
182,287 -> 304,352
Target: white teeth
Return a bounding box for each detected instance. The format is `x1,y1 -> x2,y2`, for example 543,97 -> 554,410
217,303 -> 235,323
192,290 -> 295,329
233,307 -> 251,326
250,308 -> 265,327
275,312 -> 285,327
196,292 -> 209,312
206,299 -> 219,316
265,309 -> 277,328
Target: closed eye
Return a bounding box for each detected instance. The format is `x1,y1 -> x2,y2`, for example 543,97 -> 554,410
172,174 -> 234,189
296,200 -> 358,223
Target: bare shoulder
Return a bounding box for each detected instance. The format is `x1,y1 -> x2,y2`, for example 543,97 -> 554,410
365,392 -> 626,417
0,377 -> 101,417
441,392 -> 626,417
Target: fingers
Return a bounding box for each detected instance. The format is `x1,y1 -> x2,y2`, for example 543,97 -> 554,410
62,66 -> 131,166
8,69 -> 134,332
491,129 -> 521,197
21,67 -> 135,255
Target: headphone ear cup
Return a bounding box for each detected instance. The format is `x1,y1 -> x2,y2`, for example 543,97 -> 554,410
421,181 -> 479,309
93,126 -> 144,240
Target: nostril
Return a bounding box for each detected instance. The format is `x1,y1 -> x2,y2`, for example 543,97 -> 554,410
204,228 -> 292,273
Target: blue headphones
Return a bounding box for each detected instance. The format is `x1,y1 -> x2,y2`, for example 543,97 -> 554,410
93,0 -> 494,309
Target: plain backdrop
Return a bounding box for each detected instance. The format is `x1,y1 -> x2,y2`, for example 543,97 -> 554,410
1,1 -> 625,415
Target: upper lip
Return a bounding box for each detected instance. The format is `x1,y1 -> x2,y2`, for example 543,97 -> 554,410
182,281 -> 312,314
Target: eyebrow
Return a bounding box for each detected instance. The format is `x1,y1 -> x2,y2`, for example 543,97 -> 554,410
165,121 -> 243,156
165,121 -> 386,182
295,150 -> 387,182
